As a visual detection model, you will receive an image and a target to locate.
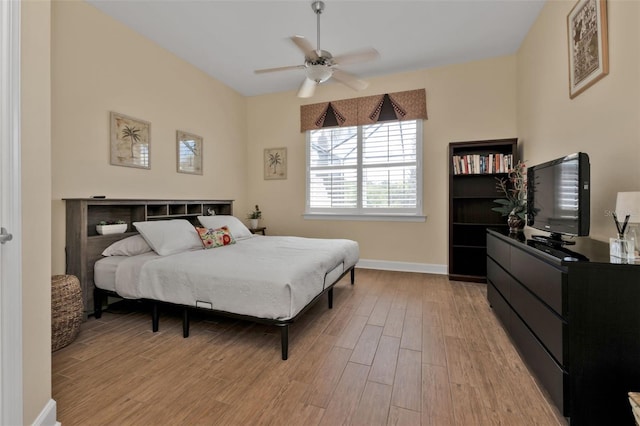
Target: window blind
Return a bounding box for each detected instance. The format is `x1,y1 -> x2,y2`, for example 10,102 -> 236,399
307,120 -> 421,215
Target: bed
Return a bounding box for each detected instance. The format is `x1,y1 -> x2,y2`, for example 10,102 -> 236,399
92,215 -> 359,360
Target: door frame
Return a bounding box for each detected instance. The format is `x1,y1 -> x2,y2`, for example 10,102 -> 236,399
0,0 -> 24,424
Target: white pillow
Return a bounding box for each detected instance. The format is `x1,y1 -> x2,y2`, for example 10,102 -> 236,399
102,234 -> 152,257
133,219 -> 203,256
197,215 -> 253,240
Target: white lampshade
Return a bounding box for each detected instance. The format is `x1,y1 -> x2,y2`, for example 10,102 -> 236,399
616,192 -> 640,224
305,64 -> 333,83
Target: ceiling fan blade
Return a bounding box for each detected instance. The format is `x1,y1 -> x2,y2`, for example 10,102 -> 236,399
333,48 -> 379,66
254,64 -> 305,74
290,35 -> 319,61
331,69 -> 369,91
297,78 -> 317,98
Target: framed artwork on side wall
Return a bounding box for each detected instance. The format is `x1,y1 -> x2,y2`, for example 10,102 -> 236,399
110,112 -> 151,169
567,0 -> 609,99
176,130 -> 203,175
264,147 -> 287,180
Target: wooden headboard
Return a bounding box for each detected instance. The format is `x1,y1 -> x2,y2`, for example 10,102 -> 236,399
64,198 -> 234,317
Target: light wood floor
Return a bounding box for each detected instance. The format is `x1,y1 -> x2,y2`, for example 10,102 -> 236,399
52,269 -> 567,425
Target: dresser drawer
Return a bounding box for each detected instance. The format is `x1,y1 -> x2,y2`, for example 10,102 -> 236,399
510,246 -> 564,315
510,278 -> 565,364
487,258 -> 511,301
509,306 -> 568,416
487,281 -> 510,329
487,233 -> 510,270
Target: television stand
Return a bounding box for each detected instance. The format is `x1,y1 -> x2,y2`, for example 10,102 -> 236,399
530,232 -> 576,247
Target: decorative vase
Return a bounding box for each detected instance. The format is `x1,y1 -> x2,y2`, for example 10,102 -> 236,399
249,219 -> 259,229
507,212 -> 525,233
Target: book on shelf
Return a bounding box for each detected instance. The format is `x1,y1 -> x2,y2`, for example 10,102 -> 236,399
452,153 -> 513,175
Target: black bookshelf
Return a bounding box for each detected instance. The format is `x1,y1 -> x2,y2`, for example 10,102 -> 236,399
448,138 -> 517,282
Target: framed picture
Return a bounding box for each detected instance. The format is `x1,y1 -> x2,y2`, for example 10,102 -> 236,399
264,147 -> 287,180
110,112 -> 151,169
567,0 -> 609,99
176,130 -> 203,175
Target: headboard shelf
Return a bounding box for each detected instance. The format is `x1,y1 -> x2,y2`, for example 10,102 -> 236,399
147,204 -> 168,217
87,231 -> 138,241
64,198 -> 234,316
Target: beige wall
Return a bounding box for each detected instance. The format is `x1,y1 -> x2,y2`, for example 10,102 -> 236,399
517,0 -> 640,242
247,56 -> 517,266
51,0 -> 249,273
22,0 -> 52,422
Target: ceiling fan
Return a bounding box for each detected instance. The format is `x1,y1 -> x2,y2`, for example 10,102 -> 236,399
255,1 -> 379,98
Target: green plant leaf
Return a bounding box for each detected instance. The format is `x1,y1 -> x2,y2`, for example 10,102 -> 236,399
491,206 -> 511,216
492,199 -> 511,205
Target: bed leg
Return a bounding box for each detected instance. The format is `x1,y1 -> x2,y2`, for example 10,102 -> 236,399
350,267 -> 355,285
152,303 -> 159,333
280,325 -> 289,361
93,288 -> 103,319
183,309 -> 190,338
328,287 -> 334,309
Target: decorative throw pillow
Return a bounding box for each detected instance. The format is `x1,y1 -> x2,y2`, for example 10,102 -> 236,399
196,226 -> 236,249
197,215 -> 253,240
101,234 -> 152,257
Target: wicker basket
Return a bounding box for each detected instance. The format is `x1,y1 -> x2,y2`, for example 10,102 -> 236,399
51,275 -> 83,352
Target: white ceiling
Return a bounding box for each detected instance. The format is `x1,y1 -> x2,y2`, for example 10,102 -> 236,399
86,0 -> 546,97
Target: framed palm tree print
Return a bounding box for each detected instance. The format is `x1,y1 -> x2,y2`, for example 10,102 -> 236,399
264,147 -> 287,180
110,112 -> 151,169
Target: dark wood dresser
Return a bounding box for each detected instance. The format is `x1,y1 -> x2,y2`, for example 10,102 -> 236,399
486,228 -> 640,425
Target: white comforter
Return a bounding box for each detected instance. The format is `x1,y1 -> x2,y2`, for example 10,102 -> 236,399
112,236 -> 359,320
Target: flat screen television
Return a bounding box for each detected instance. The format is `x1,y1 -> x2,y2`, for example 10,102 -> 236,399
526,152 -> 590,246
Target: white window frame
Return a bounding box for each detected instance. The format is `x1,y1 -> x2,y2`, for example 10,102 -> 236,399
304,120 -> 425,222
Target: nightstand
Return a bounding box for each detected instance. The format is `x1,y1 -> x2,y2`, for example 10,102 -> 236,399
249,227 -> 266,235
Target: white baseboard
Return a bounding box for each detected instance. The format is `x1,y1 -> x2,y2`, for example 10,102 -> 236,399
32,399 -> 59,426
356,259 -> 447,275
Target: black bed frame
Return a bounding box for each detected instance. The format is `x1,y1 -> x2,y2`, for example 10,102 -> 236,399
94,266 -> 355,360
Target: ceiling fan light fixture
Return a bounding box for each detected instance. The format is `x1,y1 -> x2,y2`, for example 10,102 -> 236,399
305,64 -> 333,83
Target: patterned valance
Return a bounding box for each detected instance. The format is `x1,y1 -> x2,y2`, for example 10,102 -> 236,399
300,88 -> 427,132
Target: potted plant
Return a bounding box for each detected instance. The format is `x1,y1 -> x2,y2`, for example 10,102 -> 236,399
492,161 -> 527,233
96,220 -> 127,235
247,205 -> 262,229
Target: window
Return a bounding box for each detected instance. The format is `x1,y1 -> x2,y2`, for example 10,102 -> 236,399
306,119 -> 422,219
